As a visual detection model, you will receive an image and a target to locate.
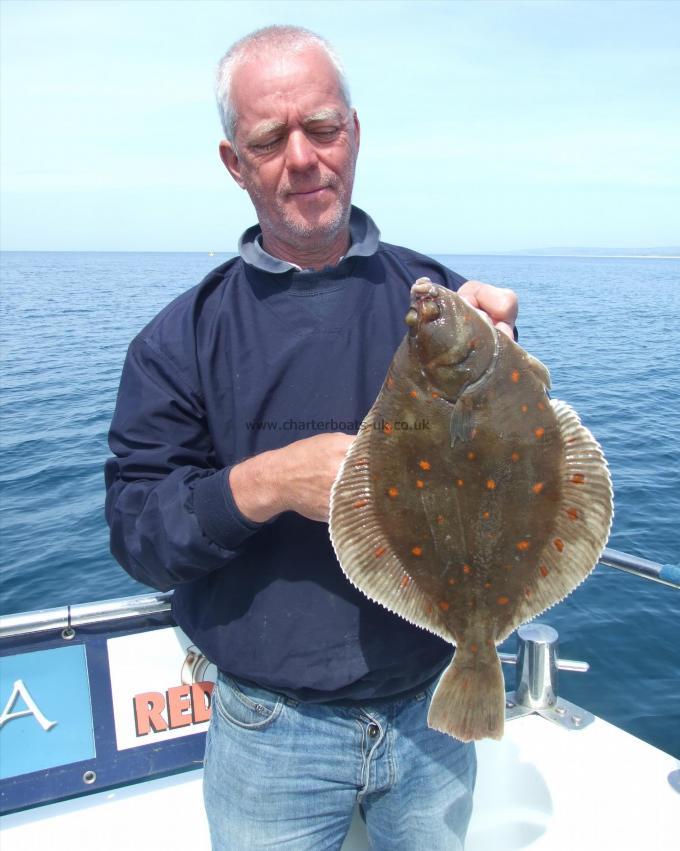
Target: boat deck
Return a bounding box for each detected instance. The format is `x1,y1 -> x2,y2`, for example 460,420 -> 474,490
3,712 -> 678,850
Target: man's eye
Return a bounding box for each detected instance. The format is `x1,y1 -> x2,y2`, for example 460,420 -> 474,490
252,139 -> 280,153
312,128 -> 339,140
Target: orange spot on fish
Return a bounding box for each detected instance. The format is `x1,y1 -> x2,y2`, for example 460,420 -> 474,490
534,427 -> 545,439
463,564 -> 472,574
511,369 -> 520,383
419,459 -> 431,471
497,596 -> 510,605
467,451 -> 476,461
470,643 -> 478,653
416,479 -> 425,489
540,564 -> 549,577
484,581 -> 492,589
531,482 -> 545,494
374,546 -> 387,558
353,499 -> 368,508
431,392 -> 439,399
482,510 -> 490,520
386,377 -> 394,389
457,478 -> 465,487
387,487 -> 399,498
486,479 -> 496,490
571,473 -> 586,484
511,451 -> 521,462
448,578 -> 457,585
553,538 -> 565,553
537,401 -> 545,411
436,515 -> 445,524
409,389 -> 418,398
400,575 -> 410,589
383,422 -> 393,434
470,428 -> 478,439
516,540 -> 530,552
411,546 -> 423,557
438,601 -> 450,612
524,586 -> 533,598
521,404 -> 529,413
566,508 -> 580,521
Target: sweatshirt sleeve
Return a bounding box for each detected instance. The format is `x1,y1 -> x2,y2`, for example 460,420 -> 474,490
104,336 -> 262,592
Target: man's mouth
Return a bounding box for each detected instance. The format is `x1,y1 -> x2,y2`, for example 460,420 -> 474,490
287,183 -> 334,198
290,188 -> 326,196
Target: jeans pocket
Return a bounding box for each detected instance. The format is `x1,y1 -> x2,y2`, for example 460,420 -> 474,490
213,673 -> 283,730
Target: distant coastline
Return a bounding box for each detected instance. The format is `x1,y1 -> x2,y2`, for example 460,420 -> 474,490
484,246 -> 680,259
466,254 -> 680,259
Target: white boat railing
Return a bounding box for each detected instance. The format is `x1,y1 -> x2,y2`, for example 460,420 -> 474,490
598,547 -> 680,589
0,591 -> 173,639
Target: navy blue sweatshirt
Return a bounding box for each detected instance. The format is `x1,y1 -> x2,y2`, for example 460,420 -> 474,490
105,211 -> 467,702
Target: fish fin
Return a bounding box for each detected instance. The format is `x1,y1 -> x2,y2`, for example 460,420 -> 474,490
525,352 -> 551,390
329,409 -> 452,642
450,400 -> 474,446
517,398 -> 614,623
428,643 -> 505,741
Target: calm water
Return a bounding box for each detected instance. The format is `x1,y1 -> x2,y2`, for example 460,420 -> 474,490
1,251 -> 678,757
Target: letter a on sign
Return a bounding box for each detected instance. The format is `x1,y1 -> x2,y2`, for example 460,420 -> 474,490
0,679 -> 58,731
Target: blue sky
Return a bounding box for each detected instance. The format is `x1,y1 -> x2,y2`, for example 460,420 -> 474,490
1,0 -> 678,252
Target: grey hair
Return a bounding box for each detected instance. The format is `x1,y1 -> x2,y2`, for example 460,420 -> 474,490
215,25 -> 352,144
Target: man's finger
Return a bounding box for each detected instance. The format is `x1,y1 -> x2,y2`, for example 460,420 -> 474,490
458,279 -> 518,332
476,285 -> 518,326
494,320 -> 514,340
457,280 -> 481,310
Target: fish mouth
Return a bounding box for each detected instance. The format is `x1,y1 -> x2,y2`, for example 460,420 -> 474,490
406,278 -> 443,328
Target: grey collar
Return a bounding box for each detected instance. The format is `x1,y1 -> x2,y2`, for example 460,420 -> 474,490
238,205 -> 381,273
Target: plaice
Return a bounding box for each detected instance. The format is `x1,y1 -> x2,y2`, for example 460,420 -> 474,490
329,277 -> 613,742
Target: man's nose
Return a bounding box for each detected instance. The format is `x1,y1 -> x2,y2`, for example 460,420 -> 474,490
285,130 -> 318,171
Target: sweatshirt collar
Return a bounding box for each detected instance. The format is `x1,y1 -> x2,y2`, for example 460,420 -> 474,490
238,206 -> 380,273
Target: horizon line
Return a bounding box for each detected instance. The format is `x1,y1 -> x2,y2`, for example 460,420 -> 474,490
2,249 -> 679,259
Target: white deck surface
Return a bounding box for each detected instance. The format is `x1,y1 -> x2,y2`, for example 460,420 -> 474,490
2,713 -> 678,850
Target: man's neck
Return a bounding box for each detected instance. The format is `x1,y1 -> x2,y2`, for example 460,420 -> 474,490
261,228 -> 351,271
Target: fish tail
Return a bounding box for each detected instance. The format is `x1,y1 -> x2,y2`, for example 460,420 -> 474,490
427,643 -> 505,742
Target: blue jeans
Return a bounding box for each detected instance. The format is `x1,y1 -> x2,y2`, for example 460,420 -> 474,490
203,672 -> 476,850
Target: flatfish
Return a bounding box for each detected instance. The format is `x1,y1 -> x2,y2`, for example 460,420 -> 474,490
329,278 -> 613,741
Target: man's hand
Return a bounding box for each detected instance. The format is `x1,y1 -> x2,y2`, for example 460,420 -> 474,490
458,280 -> 518,340
229,433 -> 355,524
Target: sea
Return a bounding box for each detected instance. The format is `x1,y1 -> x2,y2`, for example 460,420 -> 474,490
1,251 -> 678,758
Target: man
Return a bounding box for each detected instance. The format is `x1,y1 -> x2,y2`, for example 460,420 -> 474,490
105,25 -> 518,850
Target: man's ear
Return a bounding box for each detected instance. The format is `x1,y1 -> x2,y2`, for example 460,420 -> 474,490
352,109 -> 361,151
219,140 -> 246,189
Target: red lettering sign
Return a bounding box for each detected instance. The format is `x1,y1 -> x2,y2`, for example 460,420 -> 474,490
133,682 -> 213,736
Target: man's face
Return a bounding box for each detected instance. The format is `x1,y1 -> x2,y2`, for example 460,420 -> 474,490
220,46 -> 360,254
